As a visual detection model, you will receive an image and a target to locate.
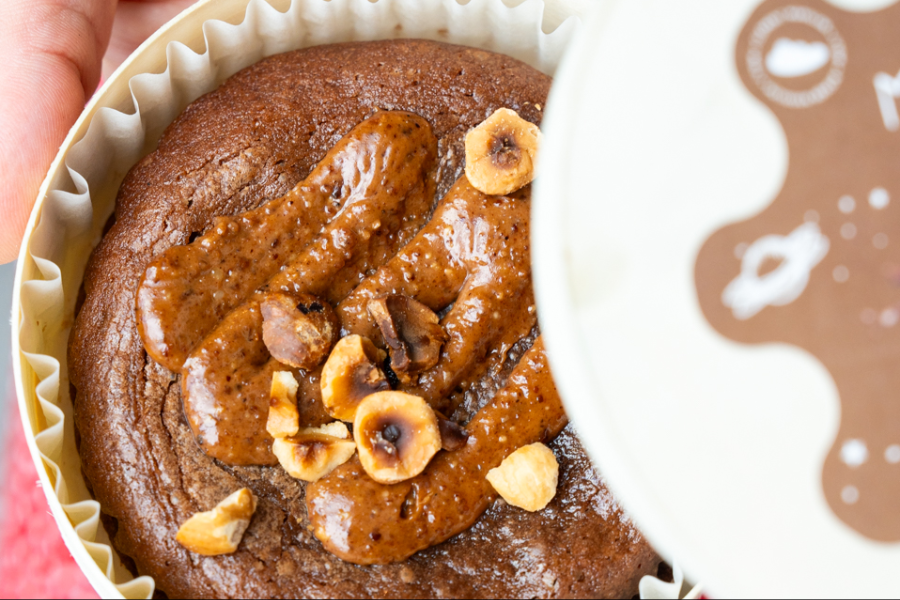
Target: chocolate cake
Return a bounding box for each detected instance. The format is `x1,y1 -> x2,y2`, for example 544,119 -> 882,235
69,39 -> 660,598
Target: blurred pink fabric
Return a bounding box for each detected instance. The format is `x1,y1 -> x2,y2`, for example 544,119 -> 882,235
0,392 -> 98,599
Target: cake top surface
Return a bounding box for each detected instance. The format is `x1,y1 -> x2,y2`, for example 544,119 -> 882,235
70,39 -> 656,599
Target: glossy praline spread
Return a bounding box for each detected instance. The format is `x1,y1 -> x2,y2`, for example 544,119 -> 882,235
138,111 -> 438,465
136,109 -> 553,564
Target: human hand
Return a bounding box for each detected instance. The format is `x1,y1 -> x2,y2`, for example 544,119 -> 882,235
0,0 -> 198,265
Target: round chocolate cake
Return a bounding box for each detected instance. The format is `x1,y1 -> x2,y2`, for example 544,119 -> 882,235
70,39 -> 660,598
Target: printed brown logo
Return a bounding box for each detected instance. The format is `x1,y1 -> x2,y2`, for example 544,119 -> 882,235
745,5 -> 848,108
695,0 -> 900,542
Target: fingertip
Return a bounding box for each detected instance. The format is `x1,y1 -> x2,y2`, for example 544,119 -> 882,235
0,55 -> 88,269
0,0 -> 117,266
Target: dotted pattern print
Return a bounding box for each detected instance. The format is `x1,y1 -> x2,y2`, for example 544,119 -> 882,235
696,0 -> 900,541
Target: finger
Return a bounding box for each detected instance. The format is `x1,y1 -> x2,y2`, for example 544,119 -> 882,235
0,0 -> 117,264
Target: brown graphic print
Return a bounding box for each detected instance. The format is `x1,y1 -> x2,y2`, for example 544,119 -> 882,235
696,0 -> 900,541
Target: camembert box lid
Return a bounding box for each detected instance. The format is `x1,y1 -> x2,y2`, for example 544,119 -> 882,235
534,0 -> 900,596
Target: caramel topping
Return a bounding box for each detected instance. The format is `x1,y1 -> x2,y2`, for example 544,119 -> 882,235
306,338 -> 565,565
183,173 -> 532,466
339,176 -> 537,412
183,304 -> 280,465
135,110 -> 558,567
136,111 -> 437,372
149,112 -> 438,465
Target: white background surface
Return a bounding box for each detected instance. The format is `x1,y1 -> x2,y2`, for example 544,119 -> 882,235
534,0 -> 900,597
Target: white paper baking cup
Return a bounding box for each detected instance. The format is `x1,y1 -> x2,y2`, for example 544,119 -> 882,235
10,0 -> 590,597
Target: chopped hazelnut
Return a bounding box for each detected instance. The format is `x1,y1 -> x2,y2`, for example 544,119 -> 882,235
175,488 -> 258,556
261,292 -> 340,370
267,371 -> 300,439
354,391 -> 442,484
321,335 -> 390,421
437,415 -> 469,452
273,425 -> 357,483
465,108 -> 542,196
306,421 -> 351,440
486,443 -> 559,512
367,295 -> 447,383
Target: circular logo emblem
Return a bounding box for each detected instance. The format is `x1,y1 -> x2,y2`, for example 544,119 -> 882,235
746,5 -> 847,108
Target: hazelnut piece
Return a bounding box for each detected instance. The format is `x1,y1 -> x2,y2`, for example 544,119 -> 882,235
307,421 -> 353,440
486,443 -> 559,512
437,415 -> 469,452
261,293 -> 340,370
465,108 -> 542,196
367,295 -> 448,383
267,371 -> 300,439
321,335 -> 390,421
272,422 -> 356,483
175,488 -> 258,556
354,391 -> 442,484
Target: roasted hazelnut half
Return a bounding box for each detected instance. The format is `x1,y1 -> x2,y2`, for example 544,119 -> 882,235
367,295 -> 448,383
437,415 -> 469,452
175,488 -> 258,556
321,335 -> 390,421
272,423 -> 356,483
354,391 -> 442,484
486,443 -> 559,512
465,108 -> 542,196
267,371 -> 300,439
261,292 -> 340,370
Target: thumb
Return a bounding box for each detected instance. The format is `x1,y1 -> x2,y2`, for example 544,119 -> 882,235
0,0 -> 117,264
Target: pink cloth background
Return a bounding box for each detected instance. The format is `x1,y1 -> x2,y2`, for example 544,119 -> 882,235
0,387 -> 98,599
